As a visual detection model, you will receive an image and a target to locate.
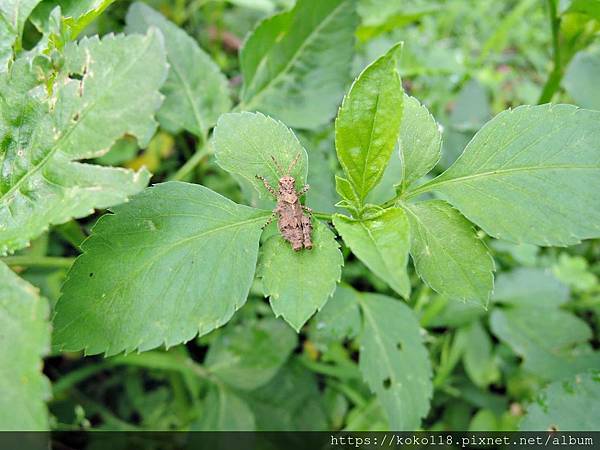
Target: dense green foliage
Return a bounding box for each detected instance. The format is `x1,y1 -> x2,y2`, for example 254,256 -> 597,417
1,0 -> 600,432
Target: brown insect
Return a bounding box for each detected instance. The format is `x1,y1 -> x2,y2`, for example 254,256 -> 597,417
256,154 -> 313,252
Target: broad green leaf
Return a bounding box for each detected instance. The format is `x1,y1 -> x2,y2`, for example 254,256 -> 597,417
259,220 -> 343,331
520,372 -> 600,431
564,45 -> 600,110
194,385 -> 256,431
126,3 -> 231,137
405,200 -> 494,306
30,0 -> 115,38
491,270 -> 600,381
243,361 -> 328,431
358,293 -> 432,430
0,31 -> 168,255
493,267 -> 569,308
561,0 -> 600,20
0,261 -> 51,430
239,0 -> 357,129
214,112 -> 308,206
309,284 -> 361,345
53,182 -> 269,356
420,105 -> 600,246
460,320 -> 499,389
399,95 -> 442,190
0,0 -> 42,64
205,318 -> 297,390
335,43 -> 403,204
333,208 -> 411,297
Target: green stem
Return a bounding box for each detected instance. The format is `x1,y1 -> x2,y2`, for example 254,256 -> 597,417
170,137 -> 211,182
313,211 -> 332,221
1,256 -> 76,269
538,0 -> 563,104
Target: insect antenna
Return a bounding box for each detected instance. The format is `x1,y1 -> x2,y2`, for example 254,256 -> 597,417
286,153 -> 301,175
270,155 -> 285,176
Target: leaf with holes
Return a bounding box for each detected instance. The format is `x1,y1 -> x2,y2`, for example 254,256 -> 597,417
0,261 -> 51,430
53,182 -> 269,356
405,200 -> 494,306
358,292 -> 432,430
0,31 -> 167,255
520,372 -> 600,431
239,0 -> 357,129
126,2 -> 231,138
259,220 -> 343,331
418,105 -> 600,246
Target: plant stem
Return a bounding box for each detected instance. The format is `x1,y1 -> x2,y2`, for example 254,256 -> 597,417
313,211 -> 332,221
538,0 -> 563,103
170,137 -> 211,182
1,256 -> 76,269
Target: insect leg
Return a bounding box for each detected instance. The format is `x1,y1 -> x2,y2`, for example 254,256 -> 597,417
301,205 -> 312,214
261,212 -> 277,229
297,184 -> 310,197
286,153 -> 301,175
270,156 -> 285,176
301,215 -> 313,249
255,175 -> 278,198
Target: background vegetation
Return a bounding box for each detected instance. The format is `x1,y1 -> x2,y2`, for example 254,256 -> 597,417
1,0 -> 600,432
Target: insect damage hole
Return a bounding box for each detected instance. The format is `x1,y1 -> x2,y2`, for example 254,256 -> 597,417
383,377 -> 392,389
256,154 -> 313,252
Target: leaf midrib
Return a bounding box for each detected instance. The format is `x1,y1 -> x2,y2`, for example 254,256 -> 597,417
410,164 -> 600,197
0,34 -> 154,205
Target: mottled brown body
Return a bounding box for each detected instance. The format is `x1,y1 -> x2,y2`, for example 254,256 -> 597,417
256,155 -> 313,251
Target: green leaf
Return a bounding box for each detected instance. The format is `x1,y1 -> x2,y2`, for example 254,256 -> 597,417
0,261 -> 51,430
0,31 -> 168,255
520,372 -> 600,431
493,267 -> 569,308
194,385 -> 256,431
53,182 -> 269,356
491,269 -> 600,381
564,45 -> 600,110
0,0 -> 42,65
309,284 -> 361,345
205,318 -> 297,390
214,112 -> 308,206
553,253 -> 598,291
419,105 -> 600,246
335,43 -> 403,204
561,0 -> 600,20
399,94 -> 442,190
460,320 -> 499,389
30,0 -> 115,38
126,2 -> 231,137
333,208 -> 411,297
239,0 -> 357,129
405,200 -> 494,306
243,361 -> 328,431
259,220 -> 343,331
358,293 -> 432,430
